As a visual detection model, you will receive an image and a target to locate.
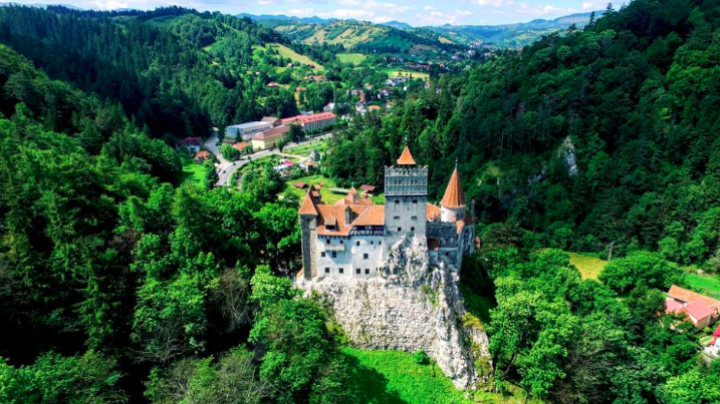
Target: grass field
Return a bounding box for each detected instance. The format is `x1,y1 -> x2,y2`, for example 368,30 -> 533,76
381,68 -> 430,81
284,138 -> 328,157
337,53 -> 367,65
567,252 -> 607,280
686,272 -> 720,300
343,347 -> 541,404
268,43 -> 324,71
180,158 -> 205,188
283,175 -> 346,204
342,347 -> 471,404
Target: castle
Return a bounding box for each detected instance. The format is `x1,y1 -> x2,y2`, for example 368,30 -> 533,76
298,146 -> 475,280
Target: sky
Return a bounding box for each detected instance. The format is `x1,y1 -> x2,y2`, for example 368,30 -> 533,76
10,0 -> 609,25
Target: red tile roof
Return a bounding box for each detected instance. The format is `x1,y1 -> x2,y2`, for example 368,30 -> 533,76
665,298 -> 683,314
441,168 -> 466,209
280,112 -> 336,125
178,137 -> 202,146
195,151 -> 210,160
233,141 -> 250,151
667,285 -> 720,316
683,300 -> 713,322
299,190 -> 318,216
397,146 -> 416,165
254,125 -> 290,140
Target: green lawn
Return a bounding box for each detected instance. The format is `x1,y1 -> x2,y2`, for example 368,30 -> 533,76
180,158 -> 205,188
685,272 -> 720,300
567,252 -> 607,280
341,347 -> 471,404
283,174 -> 346,204
284,138 -> 328,157
342,347 -> 540,404
337,53 -> 367,65
381,68 -> 430,81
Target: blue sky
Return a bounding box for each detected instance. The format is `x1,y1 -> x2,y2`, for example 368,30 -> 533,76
13,0 -> 608,25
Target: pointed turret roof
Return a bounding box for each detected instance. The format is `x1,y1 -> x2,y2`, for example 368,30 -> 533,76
440,167 -> 466,209
396,145 -> 416,165
299,189 -> 318,216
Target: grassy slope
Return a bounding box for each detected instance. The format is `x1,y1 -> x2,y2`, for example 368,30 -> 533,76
342,347 -> 471,404
269,43 -> 324,71
284,174 -> 344,204
567,252 -> 607,280
337,53 -> 367,65
685,273 -> 720,300
180,158 -> 205,188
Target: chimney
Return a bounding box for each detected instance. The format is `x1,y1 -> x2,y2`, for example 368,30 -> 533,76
345,206 -> 352,225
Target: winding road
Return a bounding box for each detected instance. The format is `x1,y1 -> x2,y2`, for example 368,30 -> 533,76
205,133 -> 330,187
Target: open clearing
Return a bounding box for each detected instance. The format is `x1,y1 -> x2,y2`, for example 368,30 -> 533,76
181,158 -> 205,188
283,175 -> 345,204
381,67 -> 430,81
686,272 -> 720,300
337,53 -> 367,65
567,252 -> 607,280
268,43 -> 324,71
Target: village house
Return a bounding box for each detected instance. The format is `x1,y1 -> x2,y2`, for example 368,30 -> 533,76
280,112 -> 336,132
665,285 -> 720,328
176,137 -> 202,153
226,121 -> 273,140
194,150 -> 210,164
298,146 -> 475,280
251,125 -> 291,150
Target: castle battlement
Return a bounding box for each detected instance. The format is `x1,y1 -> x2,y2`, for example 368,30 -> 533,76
299,146 -> 475,280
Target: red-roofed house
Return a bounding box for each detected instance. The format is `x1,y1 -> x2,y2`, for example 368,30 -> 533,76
280,112 -> 336,132
177,137 -> 202,152
666,285 -> 720,328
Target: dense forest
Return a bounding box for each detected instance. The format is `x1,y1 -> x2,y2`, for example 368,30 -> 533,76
1,0 -> 720,403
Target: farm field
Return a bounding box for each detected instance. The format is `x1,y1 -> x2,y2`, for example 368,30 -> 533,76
269,43 -> 324,70
337,53 -> 367,65
381,67 -> 430,81
567,252 -> 607,280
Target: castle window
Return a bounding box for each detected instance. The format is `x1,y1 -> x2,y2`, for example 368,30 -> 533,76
363,253 -> 369,260
321,252 -> 326,257
370,241 -> 374,245
356,268 -> 361,274
395,199 -> 400,205
325,268 -> 330,273
365,269 -> 370,274
379,241 -> 382,245
411,216 -> 418,221
340,239 -> 344,244
397,227 -> 402,232
339,268 -> 344,274
331,252 -> 337,258
356,241 -> 360,246
394,216 -> 400,220
412,199 -> 417,204
411,227 -> 415,232
326,239 -> 330,244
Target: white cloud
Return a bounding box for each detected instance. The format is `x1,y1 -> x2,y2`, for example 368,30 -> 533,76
471,0 -> 504,6
423,5 -> 434,10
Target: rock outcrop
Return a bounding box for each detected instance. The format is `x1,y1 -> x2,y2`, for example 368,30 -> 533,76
296,235 -> 491,389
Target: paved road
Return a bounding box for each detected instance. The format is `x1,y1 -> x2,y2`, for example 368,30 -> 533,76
214,134 -> 331,187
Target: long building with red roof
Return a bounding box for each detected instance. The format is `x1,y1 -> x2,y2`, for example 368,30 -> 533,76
299,146 -> 475,280
280,112 -> 336,132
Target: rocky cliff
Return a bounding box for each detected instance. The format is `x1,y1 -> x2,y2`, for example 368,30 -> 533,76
296,236 -> 491,389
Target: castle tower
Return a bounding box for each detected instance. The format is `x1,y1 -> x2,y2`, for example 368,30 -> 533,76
299,189 -> 319,280
440,166 -> 466,222
384,146 -> 428,246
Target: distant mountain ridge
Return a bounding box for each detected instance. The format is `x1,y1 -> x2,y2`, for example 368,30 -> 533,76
237,13 -> 338,25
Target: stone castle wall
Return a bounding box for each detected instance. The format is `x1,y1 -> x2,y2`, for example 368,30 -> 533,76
296,235 -> 491,389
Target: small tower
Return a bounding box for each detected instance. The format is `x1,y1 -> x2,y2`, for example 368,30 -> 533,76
299,189 -> 319,280
384,146 -> 428,246
440,165 -> 466,223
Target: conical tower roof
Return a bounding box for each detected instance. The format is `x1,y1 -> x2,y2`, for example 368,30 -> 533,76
299,189 -> 318,215
440,168 -> 466,209
396,145 -> 416,165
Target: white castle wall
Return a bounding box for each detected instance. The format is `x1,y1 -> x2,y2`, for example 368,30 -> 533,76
315,235 -> 384,278
297,235 -> 490,389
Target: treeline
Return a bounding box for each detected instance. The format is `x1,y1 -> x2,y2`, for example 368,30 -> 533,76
325,0 -> 720,266
0,6 -> 298,139
0,41 -> 356,403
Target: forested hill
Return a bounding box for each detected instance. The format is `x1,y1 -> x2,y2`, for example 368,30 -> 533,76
0,6 -> 302,138
328,0 -> 720,262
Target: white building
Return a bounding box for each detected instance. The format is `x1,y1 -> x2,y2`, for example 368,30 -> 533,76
226,121 -> 273,141
299,146 -> 475,280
